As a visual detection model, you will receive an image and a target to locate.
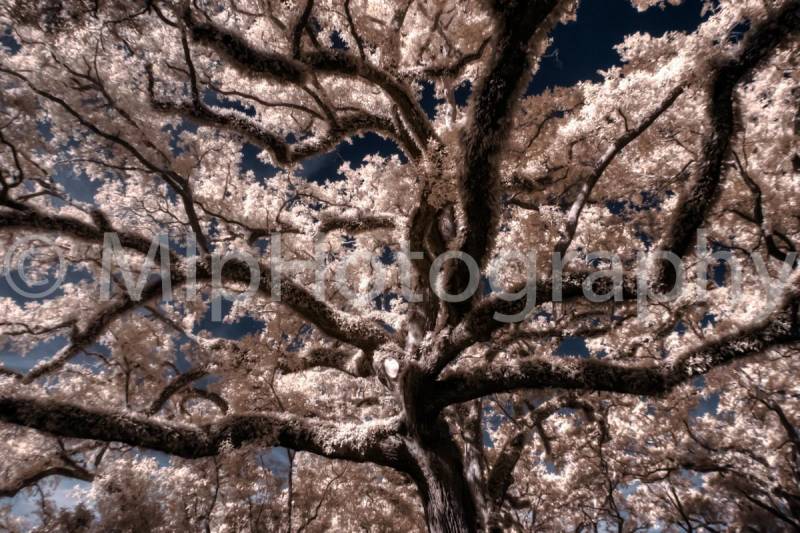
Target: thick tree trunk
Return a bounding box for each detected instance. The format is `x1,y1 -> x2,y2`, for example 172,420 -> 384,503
460,401 -> 490,530
411,446 -> 478,532
404,423 -> 479,533
399,362 -> 481,532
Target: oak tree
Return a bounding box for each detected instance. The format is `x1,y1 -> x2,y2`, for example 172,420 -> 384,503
1,0 -> 799,531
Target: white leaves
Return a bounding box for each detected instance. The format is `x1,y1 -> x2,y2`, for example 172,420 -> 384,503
1,0 -> 799,529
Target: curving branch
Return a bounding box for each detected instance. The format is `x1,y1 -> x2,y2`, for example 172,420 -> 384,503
265,272 -> 392,351
431,288 -> 800,410
147,367 -> 210,415
300,49 -> 436,148
149,80 -> 415,164
291,0 -> 315,58
553,84 -> 686,255
656,0 -> 800,290
420,37 -> 490,79
0,395 -> 405,467
0,206 -> 176,259
730,151 -> 798,266
0,464 -> 94,498
343,0 -> 366,60
445,0 -> 561,319
180,388 -> 229,415
149,22 -> 423,161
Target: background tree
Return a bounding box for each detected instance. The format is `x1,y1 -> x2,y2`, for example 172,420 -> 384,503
0,0 -> 799,531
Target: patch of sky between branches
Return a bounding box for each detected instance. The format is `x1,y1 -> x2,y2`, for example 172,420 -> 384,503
241,133 -> 405,185
606,190 -> 665,220
204,89 -> 257,117
689,376 -> 721,417
197,298 -> 266,341
241,142 -> 280,182
553,335 -> 590,357
331,30 -> 348,50
0,262 -> 92,304
9,477 -> 89,528
53,165 -> 101,205
296,132 -> 405,184
0,335 -> 69,374
454,81 -> 472,106
0,25 -> 20,54
419,80 -> 445,119
418,79 -> 473,119
527,0 -> 707,95
164,119 -> 199,155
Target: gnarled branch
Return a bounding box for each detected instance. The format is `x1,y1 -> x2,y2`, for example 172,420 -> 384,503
445,0 -> 561,319
431,296 -> 800,410
0,395 -> 405,467
656,0 -> 800,290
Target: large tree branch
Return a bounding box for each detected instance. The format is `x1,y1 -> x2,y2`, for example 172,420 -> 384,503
182,9 -> 434,150
656,0 -> 800,290
0,207 -> 391,362
0,207 -> 160,257
430,287 -> 800,410
0,395 -> 405,467
264,270 -> 392,351
317,211 -> 396,235
278,346 -> 374,378
183,9 -> 307,84
445,0 -> 561,319
153,19 -> 423,161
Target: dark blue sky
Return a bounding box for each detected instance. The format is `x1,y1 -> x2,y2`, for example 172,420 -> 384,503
529,0 -> 705,93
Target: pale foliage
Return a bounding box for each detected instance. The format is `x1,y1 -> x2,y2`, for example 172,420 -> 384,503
0,0 -> 799,531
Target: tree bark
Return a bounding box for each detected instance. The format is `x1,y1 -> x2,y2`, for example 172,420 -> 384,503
398,363 -> 480,532
401,416 -> 479,533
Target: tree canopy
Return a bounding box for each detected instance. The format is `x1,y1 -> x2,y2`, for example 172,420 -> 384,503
1,0 -> 799,531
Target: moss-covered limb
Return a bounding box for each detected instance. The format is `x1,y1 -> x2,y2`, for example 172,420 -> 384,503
431,311 -> 800,410
656,0 -> 800,290
0,395 -> 405,466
